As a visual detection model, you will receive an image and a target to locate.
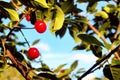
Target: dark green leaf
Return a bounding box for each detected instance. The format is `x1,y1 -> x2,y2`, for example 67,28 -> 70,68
60,0 -> 74,14
30,11 -> 36,24
87,2 -> 98,13
38,72 -> 58,80
90,45 -> 102,58
69,26 -> 80,43
103,64 -> 113,80
73,44 -> 86,50
55,24 -> 67,38
78,34 -> 104,46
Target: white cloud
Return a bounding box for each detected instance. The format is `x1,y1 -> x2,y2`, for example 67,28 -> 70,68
82,74 -> 96,80
33,42 -> 50,52
69,53 -> 98,63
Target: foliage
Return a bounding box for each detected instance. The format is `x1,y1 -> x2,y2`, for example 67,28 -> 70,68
0,0 -> 120,80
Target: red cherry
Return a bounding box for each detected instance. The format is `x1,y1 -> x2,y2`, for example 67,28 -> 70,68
34,20 -> 47,33
25,15 -> 30,21
27,47 -> 40,59
61,69 -> 65,73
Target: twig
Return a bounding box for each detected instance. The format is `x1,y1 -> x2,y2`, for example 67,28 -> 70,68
78,44 -> 120,80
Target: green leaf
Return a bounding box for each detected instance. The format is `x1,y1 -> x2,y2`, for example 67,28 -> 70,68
70,60 -> 78,70
54,64 -> 66,73
78,34 -> 104,46
32,39 -> 40,46
34,0 -> 49,8
57,68 -> 72,79
53,5 -> 65,31
111,65 -> 120,80
94,11 -> 109,19
0,1 -> 19,21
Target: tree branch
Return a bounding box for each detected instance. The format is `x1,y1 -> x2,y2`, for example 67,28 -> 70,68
87,21 -> 108,44
6,50 -> 26,77
78,44 -> 120,80
10,0 -> 25,13
112,21 -> 120,60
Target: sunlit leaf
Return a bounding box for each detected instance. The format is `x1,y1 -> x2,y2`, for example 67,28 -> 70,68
53,5 -> 65,31
111,58 -> 120,66
103,6 -> 111,13
94,11 -> 108,19
0,64 -> 25,80
57,68 -> 72,79
0,1 -> 19,21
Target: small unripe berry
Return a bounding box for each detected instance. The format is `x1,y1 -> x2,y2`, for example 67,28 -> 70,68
25,15 -> 30,21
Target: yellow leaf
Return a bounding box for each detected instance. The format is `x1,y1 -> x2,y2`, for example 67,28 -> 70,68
53,5 -> 65,31
34,0 -> 49,8
94,11 -> 108,19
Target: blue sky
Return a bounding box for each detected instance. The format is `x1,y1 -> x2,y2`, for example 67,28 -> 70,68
20,19 -> 102,79
2,0 -> 116,79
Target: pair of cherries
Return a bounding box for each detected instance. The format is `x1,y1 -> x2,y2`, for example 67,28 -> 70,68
25,15 -> 47,59
25,15 -> 47,33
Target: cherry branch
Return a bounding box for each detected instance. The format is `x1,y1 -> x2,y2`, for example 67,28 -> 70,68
78,44 -> 120,80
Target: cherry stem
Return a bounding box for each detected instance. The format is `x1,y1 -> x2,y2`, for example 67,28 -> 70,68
19,29 -> 31,48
